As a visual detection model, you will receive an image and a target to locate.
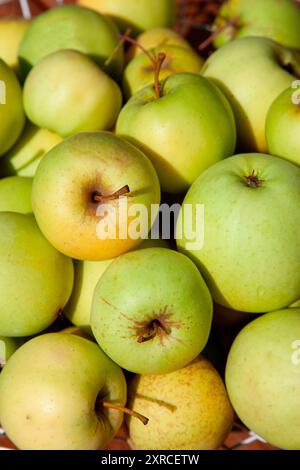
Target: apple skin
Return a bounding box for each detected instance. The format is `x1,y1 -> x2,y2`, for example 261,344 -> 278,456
0,213 -> 74,337
213,0 -> 300,50
32,132 -> 161,261
0,19 -> 30,72
176,153 -> 300,313
0,176 -> 32,214
202,37 -> 300,152
266,85 -> 300,167
0,333 -> 127,450
0,59 -> 25,156
226,308 -> 300,450
65,239 -> 169,333
116,73 -> 236,194
23,50 -> 122,137
18,5 -> 124,79
0,123 -> 62,178
91,248 -> 213,375
126,27 -> 191,62
123,45 -> 204,98
78,0 -> 176,35
127,356 -> 234,450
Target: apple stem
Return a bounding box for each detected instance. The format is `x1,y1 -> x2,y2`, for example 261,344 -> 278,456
116,31 -> 157,66
93,185 -> 130,203
104,28 -> 133,67
153,52 -> 166,100
244,170 -> 264,188
198,15 -> 240,51
102,402 -> 149,425
137,319 -> 171,343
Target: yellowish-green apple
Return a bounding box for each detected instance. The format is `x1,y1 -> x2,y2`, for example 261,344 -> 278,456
0,212 -> 74,337
65,239 -> 169,333
213,0 -> 300,50
23,50 -> 122,137
266,84 -> 300,166
78,0 -> 177,35
176,153 -> 300,313
127,356 -> 234,450
226,308 -> 300,450
123,45 -> 204,98
202,37 -> 300,152
126,27 -> 191,61
0,123 -> 62,177
116,73 -> 236,194
0,337 -> 22,367
0,176 -> 32,214
91,248 -> 213,374
18,5 -> 124,79
0,19 -> 30,72
32,132 -> 160,261
0,59 -> 25,156
0,333 -> 127,449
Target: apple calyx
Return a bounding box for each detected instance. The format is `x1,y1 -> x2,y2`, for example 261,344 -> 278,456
244,170 -> 264,188
92,185 -> 130,203
198,15 -> 240,51
101,401 -> 149,426
137,318 -> 171,343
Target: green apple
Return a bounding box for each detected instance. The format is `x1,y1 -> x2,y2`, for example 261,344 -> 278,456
18,5 -> 124,79
91,248 -> 213,374
226,308 -> 300,450
266,84 -> 300,166
65,239 -> 168,333
23,50 -> 122,137
0,59 -> 25,156
0,19 -> 30,72
126,27 -> 191,61
0,212 -> 74,337
127,356 -> 234,449
0,333 -> 127,449
78,0 -> 177,35
213,0 -> 300,50
0,336 -> 22,367
0,176 -> 32,214
123,45 -> 204,98
116,73 -> 236,194
32,132 -> 160,261
0,122 -> 62,177
202,37 -> 300,152
176,153 -> 300,313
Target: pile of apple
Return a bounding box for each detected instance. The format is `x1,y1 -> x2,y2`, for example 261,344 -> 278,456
0,0 -> 300,451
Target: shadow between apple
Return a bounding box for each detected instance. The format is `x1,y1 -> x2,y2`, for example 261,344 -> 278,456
118,134 -> 191,195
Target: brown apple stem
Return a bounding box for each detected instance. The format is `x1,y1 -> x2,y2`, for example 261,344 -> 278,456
93,185 -> 130,203
104,28 -> 133,67
244,170 -> 264,188
116,31 -> 156,66
102,402 -> 149,425
137,319 -> 171,343
198,16 -> 240,51
154,52 -> 166,100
